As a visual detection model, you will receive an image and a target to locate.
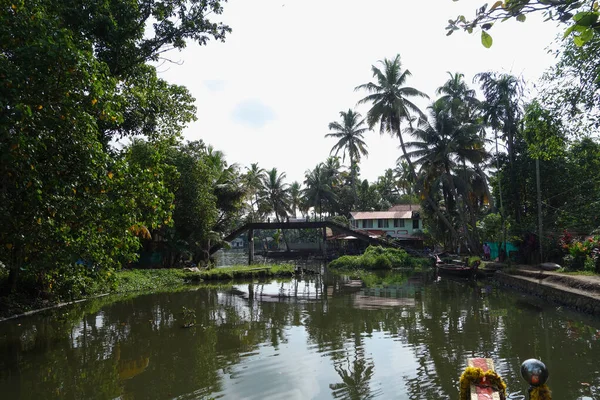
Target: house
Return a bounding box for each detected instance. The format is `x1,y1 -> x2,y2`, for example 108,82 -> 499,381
230,237 -> 245,248
349,204 -> 422,240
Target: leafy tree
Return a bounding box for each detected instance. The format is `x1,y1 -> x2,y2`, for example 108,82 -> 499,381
326,109 -> 369,208
0,0 -> 232,293
447,0 -> 596,48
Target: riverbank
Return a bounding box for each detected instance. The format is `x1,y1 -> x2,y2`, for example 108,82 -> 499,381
494,266 -> 600,316
0,264 -> 295,320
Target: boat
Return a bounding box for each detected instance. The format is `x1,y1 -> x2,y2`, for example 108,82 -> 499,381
435,256 -> 481,278
436,263 -> 477,278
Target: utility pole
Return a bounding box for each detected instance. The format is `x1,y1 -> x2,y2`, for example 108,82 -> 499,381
536,158 -> 543,263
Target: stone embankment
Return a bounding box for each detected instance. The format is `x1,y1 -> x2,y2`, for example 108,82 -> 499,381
495,267 -> 600,316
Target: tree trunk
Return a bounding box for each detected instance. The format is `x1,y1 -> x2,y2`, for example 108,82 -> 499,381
274,213 -> 290,251
445,170 -> 478,254
475,163 -> 495,212
396,127 -> 460,243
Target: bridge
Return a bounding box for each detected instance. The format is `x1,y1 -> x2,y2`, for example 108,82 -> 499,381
211,220 -> 407,264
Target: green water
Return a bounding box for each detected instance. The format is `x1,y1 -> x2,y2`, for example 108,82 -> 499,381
1,270 -> 600,399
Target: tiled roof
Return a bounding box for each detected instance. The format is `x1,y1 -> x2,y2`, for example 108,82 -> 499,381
350,211 -> 414,220
388,204 -> 420,212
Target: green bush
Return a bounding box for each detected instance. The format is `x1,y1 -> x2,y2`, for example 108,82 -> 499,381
328,245 -> 428,270
374,255 -> 392,269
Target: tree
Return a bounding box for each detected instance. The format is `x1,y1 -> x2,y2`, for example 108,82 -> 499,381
355,54 -> 428,172
475,72 -> 525,223
435,72 -> 480,120
325,109 -> 369,208
0,0 -> 232,294
407,101 -> 488,251
243,163 -> 267,221
260,168 -> 292,250
303,164 -> 337,219
290,182 -> 302,218
356,55 -> 461,242
447,0 -> 597,48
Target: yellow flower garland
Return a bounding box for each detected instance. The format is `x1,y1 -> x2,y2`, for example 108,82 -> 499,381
459,366 -> 507,400
530,384 -> 552,400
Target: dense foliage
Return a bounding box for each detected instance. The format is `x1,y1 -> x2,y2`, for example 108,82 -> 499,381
328,246 -> 430,270
0,0 -> 231,298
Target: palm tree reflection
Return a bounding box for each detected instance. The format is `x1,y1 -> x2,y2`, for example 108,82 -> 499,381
329,350 -> 376,400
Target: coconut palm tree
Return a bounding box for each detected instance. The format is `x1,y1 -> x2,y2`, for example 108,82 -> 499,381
303,163 -> 337,220
290,181 -> 302,218
260,168 -> 292,250
435,72 -> 479,119
356,55 -> 461,241
407,101 -> 487,251
474,72 -> 524,222
393,161 -> 414,196
355,54 -> 428,176
244,163 -> 266,221
435,73 -> 495,213
325,109 -> 369,207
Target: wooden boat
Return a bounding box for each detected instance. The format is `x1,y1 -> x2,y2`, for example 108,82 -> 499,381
437,263 -> 476,277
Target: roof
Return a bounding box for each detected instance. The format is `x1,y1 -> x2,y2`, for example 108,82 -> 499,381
388,204 -> 420,212
350,211 -> 414,220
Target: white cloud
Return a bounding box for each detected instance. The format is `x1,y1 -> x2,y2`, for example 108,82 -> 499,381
232,98 -> 277,129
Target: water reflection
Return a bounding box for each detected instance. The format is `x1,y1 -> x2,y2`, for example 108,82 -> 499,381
1,270 -> 600,399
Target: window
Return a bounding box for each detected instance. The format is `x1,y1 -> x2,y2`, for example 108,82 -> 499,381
394,219 -> 405,228
378,219 -> 389,228
364,219 -> 373,228
412,219 -> 419,229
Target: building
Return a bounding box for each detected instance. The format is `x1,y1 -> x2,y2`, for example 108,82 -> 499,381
349,204 -> 422,240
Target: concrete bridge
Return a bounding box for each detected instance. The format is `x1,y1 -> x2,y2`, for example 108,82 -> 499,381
210,220 -> 403,263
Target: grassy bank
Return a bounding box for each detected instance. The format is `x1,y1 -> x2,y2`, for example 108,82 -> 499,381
116,264 -> 295,291
0,264 -> 295,319
329,246 -> 430,271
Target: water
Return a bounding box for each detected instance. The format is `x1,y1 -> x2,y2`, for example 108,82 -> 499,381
1,265 -> 600,399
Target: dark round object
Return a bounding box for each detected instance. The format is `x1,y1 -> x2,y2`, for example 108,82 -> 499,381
520,359 -> 549,386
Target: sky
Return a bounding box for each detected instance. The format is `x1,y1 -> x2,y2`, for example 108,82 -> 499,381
157,0 -> 563,184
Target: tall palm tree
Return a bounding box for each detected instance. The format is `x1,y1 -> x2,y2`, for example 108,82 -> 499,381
260,168 -> 291,250
435,72 -> 480,120
356,55 -> 461,240
355,54 -> 428,176
436,73 -> 494,212
244,163 -> 266,222
326,109 -> 369,207
290,181 -> 302,218
393,161 -> 413,196
260,168 -> 291,222
303,163 -> 337,220
407,101 -> 487,251
475,72 -> 524,222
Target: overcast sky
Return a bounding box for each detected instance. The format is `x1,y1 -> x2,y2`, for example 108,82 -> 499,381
157,0 -> 562,184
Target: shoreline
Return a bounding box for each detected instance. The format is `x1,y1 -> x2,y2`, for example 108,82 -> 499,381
0,264 -> 296,321
493,266 -> 600,316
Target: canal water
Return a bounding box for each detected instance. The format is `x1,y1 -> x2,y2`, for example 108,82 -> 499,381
1,264 -> 600,399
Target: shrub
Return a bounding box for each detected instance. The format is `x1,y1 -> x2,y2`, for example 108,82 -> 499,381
328,245 -> 428,270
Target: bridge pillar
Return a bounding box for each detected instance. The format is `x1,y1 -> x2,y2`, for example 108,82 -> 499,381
248,229 -> 254,265
322,226 -> 327,257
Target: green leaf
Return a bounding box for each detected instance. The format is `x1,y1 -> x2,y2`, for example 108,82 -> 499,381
516,14 -> 526,22
490,1 -> 503,11
574,35 -> 585,47
563,24 -> 576,38
481,31 -> 493,48
573,11 -> 598,27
